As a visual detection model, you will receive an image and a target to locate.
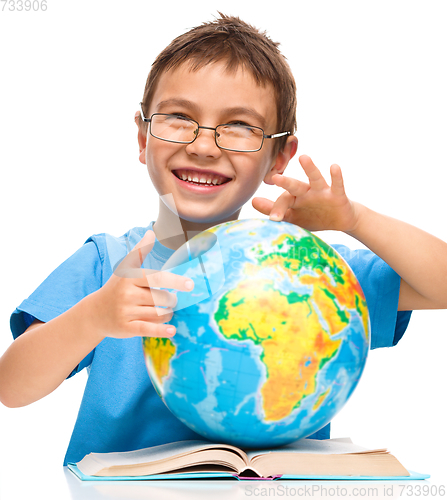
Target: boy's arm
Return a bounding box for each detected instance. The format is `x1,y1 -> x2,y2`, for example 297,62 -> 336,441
0,230 -> 193,408
0,296 -> 105,408
253,155 -> 447,311
345,204 -> 447,311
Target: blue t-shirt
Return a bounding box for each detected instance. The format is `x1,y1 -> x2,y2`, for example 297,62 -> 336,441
10,223 -> 411,465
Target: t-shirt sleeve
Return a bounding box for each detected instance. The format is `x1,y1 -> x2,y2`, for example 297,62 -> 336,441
332,245 -> 412,350
9,239 -> 103,377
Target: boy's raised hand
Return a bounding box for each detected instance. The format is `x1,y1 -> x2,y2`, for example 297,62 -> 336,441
253,155 -> 360,233
90,230 -> 194,339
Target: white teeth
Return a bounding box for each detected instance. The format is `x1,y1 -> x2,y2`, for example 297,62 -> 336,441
176,170 -> 228,186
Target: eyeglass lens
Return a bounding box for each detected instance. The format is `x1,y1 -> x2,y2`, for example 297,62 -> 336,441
150,114 -> 264,151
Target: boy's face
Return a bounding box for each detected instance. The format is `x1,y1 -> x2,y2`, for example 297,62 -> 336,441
137,61 -> 296,227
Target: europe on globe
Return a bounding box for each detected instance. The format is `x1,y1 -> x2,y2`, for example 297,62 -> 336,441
143,219 -> 370,448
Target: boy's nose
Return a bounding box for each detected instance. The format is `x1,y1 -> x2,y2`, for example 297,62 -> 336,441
185,128 -> 222,159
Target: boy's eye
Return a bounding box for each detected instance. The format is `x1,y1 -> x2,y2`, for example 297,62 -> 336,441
229,120 -> 251,127
228,122 -> 261,135
227,122 -> 259,135
171,113 -> 193,121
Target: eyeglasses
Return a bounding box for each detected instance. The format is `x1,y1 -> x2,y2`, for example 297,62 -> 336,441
139,103 -> 290,153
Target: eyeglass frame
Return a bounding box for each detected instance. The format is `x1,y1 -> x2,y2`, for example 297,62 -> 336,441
139,102 -> 290,153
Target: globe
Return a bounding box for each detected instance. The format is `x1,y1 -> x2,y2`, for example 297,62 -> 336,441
143,219 -> 370,448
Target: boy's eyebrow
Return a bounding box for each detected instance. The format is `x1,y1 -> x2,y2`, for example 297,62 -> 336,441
224,106 -> 266,129
156,98 -> 267,128
156,98 -> 198,113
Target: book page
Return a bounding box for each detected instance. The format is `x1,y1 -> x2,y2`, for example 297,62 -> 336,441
76,440 -> 249,476
328,437 -> 353,444
243,439 -> 407,478
246,438 -> 382,461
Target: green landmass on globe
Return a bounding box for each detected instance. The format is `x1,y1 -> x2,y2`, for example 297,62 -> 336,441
143,219 -> 370,448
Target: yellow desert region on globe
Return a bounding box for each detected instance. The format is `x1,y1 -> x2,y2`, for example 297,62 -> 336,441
143,219 -> 370,448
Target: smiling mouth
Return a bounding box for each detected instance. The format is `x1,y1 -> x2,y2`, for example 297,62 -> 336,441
172,169 -> 232,186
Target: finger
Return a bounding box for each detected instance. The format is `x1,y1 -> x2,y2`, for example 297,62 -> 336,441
252,196 -> 274,216
115,230 -> 155,277
136,287 -> 178,308
271,174 -> 309,198
129,305 -> 174,323
128,320 -> 176,338
116,268 -> 195,294
299,155 -> 328,190
268,190 -> 295,221
144,270 -> 195,292
330,163 -> 345,197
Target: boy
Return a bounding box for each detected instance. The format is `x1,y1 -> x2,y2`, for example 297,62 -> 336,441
1,14 -> 447,467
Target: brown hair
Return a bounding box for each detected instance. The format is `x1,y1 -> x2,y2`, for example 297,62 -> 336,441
139,13 -> 297,156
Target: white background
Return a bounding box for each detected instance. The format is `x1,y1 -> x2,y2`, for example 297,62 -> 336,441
1,1 -> 446,498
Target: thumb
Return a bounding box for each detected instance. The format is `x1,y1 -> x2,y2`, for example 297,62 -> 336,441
114,230 -> 155,278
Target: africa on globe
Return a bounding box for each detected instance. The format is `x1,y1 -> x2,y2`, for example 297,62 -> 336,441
143,219 -> 370,448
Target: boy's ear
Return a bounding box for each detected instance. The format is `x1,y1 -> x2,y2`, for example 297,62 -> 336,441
263,135 -> 298,185
135,111 -> 147,165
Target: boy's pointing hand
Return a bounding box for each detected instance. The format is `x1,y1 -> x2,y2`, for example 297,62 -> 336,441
89,230 -> 194,340
253,155 -> 360,233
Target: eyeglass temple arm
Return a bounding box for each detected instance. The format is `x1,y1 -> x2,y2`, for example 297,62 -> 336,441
264,131 -> 291,139
139,102 -> 151,123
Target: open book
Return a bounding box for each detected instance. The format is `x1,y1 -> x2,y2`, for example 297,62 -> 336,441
67,438 -> 429,481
